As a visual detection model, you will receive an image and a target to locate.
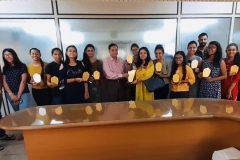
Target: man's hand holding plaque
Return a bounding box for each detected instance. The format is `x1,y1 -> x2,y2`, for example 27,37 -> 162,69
128,70 -> 136,83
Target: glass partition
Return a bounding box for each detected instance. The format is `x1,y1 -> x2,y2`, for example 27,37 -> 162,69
59,19 -> 177,60
0,19 -> 58,65
233,18 -> 240,47
179,18 -> 231,57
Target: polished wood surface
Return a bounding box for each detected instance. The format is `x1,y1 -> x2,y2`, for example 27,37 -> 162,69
0,98 -> 239,130
1,98 -> 240,160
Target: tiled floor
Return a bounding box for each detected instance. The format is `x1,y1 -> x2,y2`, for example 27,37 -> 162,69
0,135 -> 27,160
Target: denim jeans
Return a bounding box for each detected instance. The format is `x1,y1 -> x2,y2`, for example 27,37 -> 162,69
52,96 -> 63,105
0,98 -> 6,138
6,93 -> 30,112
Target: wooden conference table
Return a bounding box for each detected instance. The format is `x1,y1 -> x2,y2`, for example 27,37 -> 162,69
0,98 -> 240,160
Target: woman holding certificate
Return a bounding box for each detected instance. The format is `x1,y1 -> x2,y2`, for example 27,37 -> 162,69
169,51 -> 195,98
59,45 -> 89,104
221,43 -> 240,101
198,41 -> 227,99
131,47 -> 154,101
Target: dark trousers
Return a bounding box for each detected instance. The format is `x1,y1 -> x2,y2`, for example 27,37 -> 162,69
105,79 -> 126,102
154,84 -> 169,99
0,99 -> 6,137
32,88 -> 52,106
238,89 -> 240,101
129,84 -> 136,101
170,91 -> 190,99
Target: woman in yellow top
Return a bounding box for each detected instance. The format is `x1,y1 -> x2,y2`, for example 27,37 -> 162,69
170,51 -> 195,98
27,48 -> 51,106
132,47 -> 154,101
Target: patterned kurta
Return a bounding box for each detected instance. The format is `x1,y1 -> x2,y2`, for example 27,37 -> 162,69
199,60 -> 222,99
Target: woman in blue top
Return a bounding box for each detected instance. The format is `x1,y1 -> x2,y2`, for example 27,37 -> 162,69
59,45 -> 89,104
2,48 -> 30,111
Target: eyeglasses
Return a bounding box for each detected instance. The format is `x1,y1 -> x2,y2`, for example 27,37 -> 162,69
207,46 -> 217,50
175,57 -> 183,60
4,53 -> 13,57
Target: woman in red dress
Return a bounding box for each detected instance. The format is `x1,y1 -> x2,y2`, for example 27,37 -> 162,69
221,43 -> 240,101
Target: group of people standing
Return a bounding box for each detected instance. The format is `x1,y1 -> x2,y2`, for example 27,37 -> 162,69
104,33 -> 240,102
0,32 -> 240,150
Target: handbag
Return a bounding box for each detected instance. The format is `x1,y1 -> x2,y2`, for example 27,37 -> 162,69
143,76 -> 165,92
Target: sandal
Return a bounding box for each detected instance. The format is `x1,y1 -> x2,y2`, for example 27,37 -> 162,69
0,134 -> 16,140
0,145 -> 4,151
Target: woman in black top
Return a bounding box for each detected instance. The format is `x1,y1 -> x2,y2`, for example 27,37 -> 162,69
45,48 -> 64,105
59,45 -> 89,104
82,44 -> 103,103
2,48 -> 30,111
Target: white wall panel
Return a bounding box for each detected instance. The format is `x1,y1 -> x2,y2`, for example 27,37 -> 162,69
182,2 -> 233,14
57,1 -> 177,15
237,2 -> 240,14
0,1 -> 52,14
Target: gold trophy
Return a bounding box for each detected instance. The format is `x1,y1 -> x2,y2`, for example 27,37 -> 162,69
231,65 -> 239,73
203,68 -> 211,77
93,71 -> 100,80
191,60 -> 198,69
51,76 -> 59,85
127,55 -> 133,64
155,62 -> 162,72
172,74 -> 180,83
82,72 -> 90,81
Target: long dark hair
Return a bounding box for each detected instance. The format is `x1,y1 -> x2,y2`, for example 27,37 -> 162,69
29,48 -> 45,79
64,45 -> 78,64
82,44 -> 95,74
2,48 -> 24,72
51,47 -> 64,62
170,51 -> 187,80
136,47 -> 151,68
208,41 -> 223,66
226,43 -> 240,67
